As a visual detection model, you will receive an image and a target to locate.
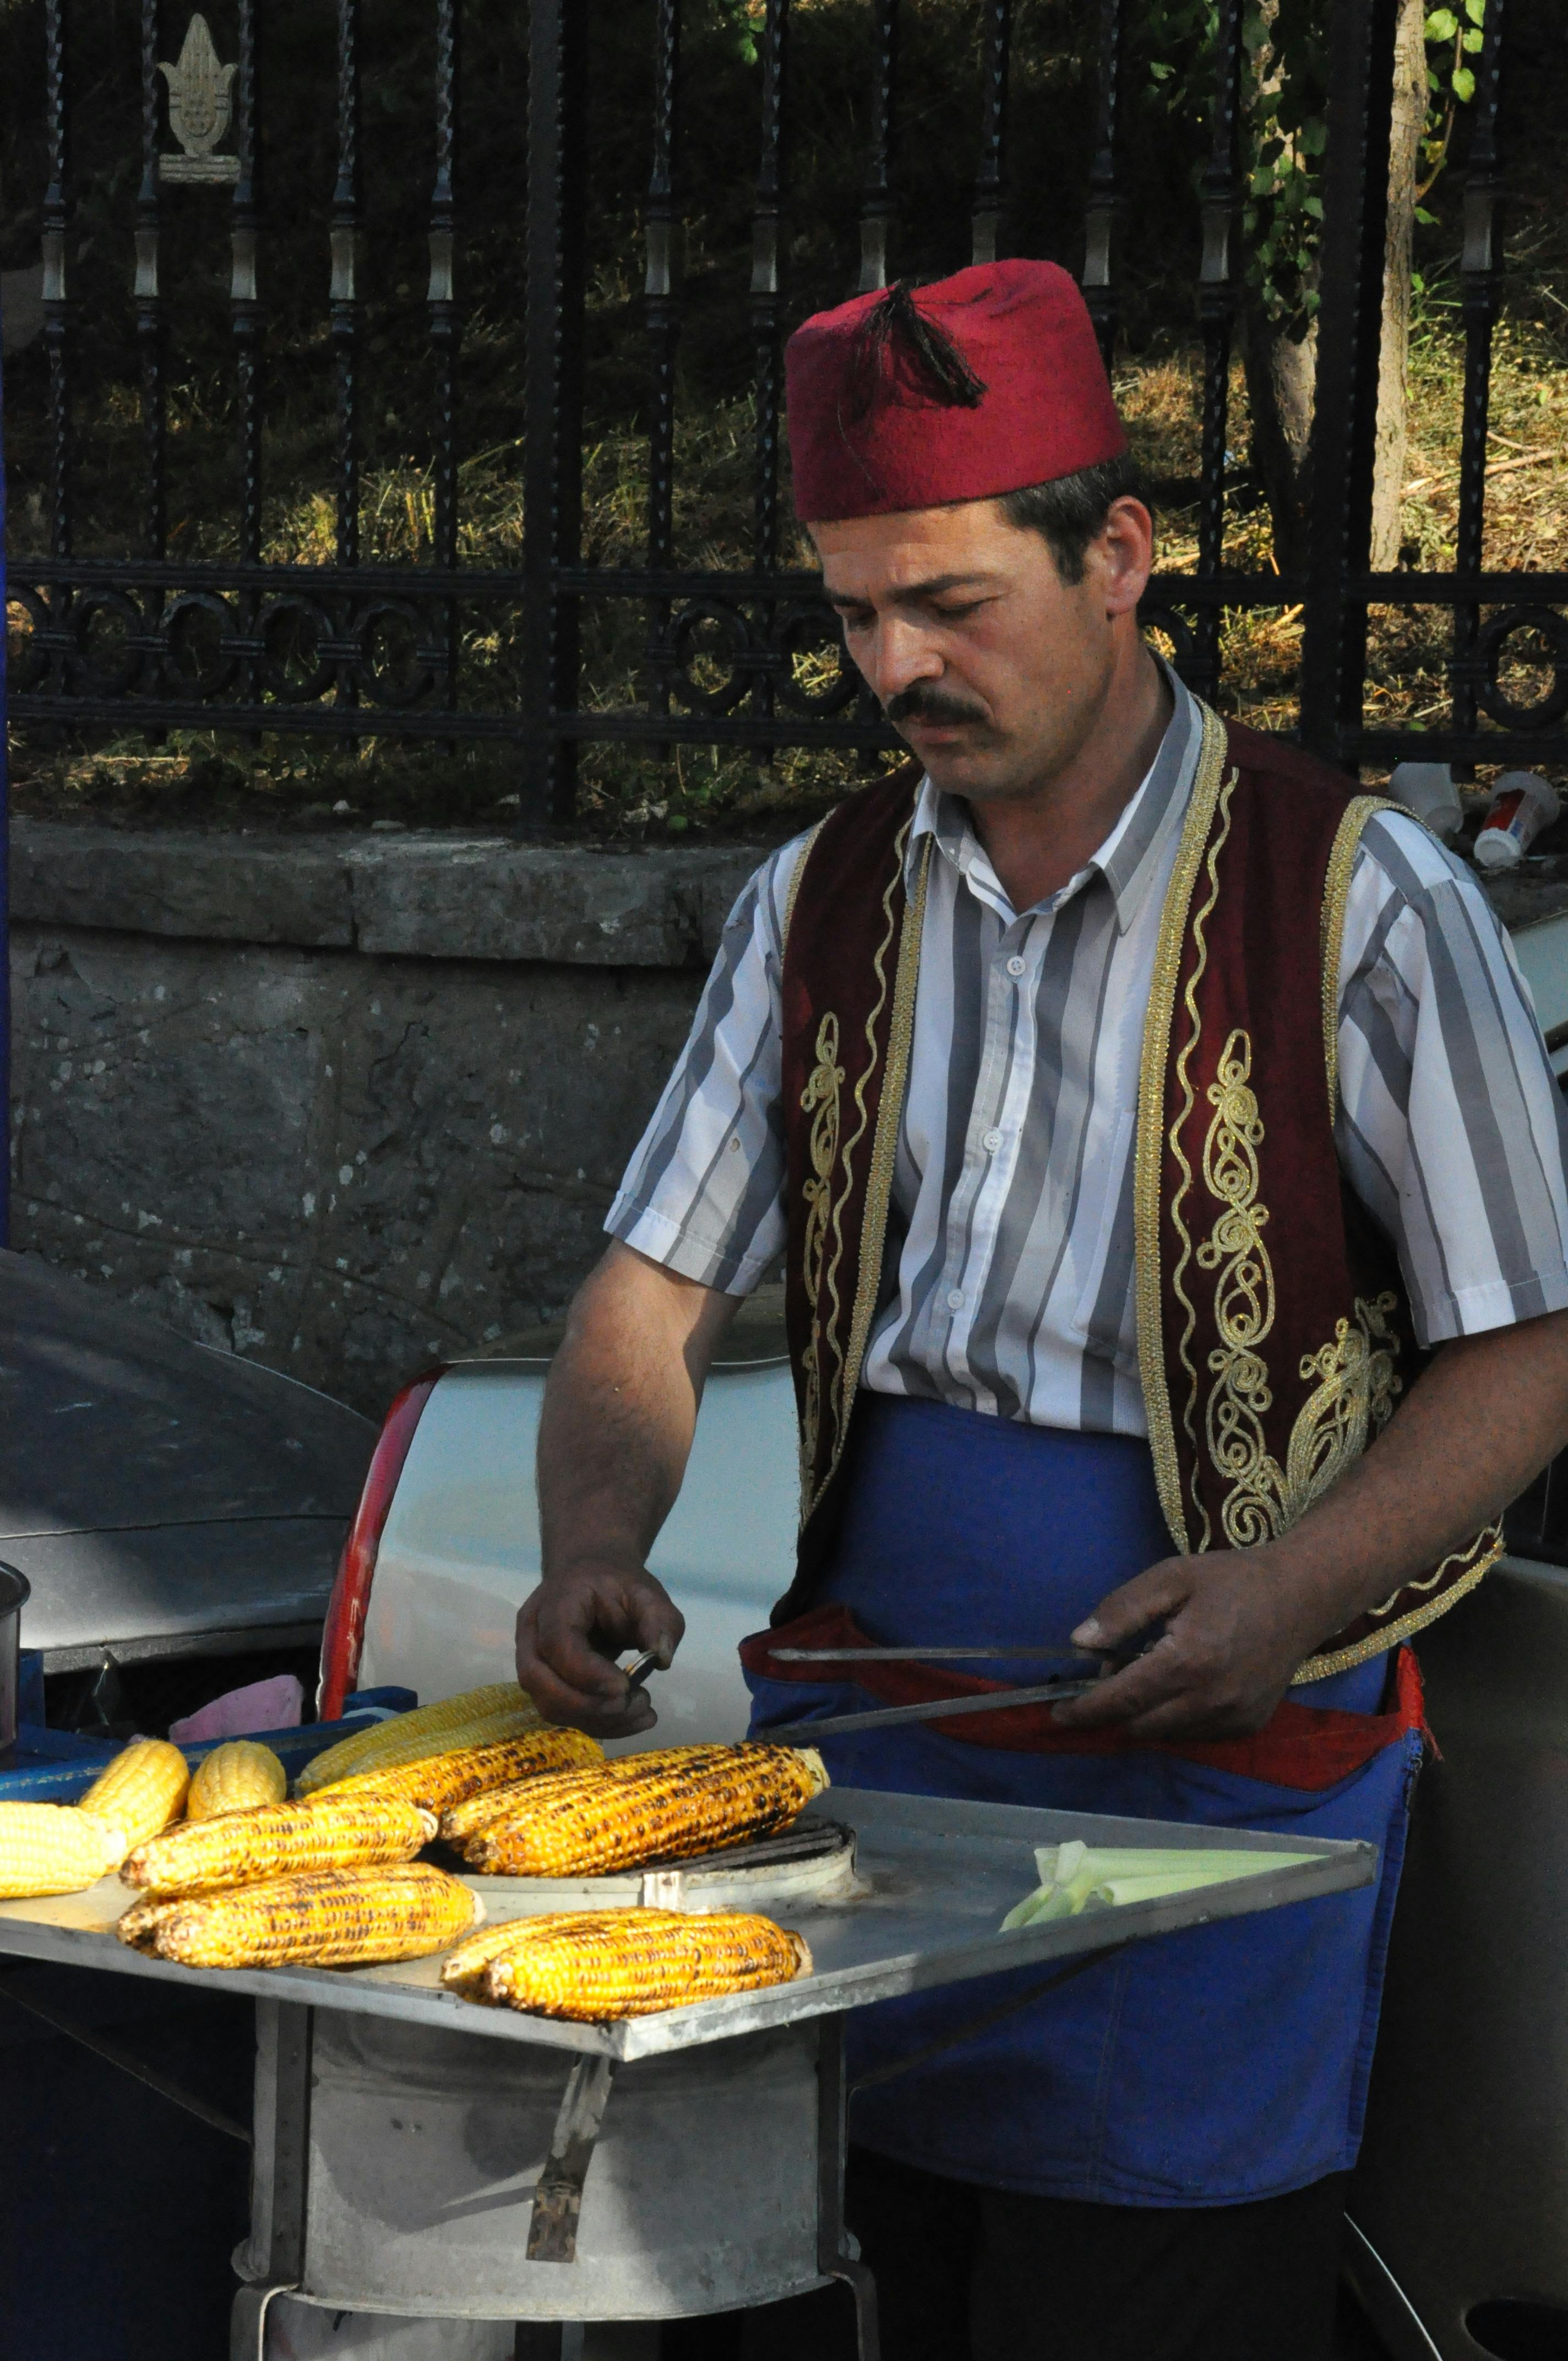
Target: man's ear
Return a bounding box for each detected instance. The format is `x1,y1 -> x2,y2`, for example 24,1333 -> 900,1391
1096,496 -> 1156,618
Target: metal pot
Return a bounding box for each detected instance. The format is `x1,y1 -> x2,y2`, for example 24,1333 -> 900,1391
0,1563 -> 32,1756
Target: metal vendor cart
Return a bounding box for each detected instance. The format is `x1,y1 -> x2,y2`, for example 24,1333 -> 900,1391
0,1789 -> 1374,2360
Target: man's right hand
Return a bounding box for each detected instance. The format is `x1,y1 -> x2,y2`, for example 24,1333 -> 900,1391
515,1559 -> 686,1739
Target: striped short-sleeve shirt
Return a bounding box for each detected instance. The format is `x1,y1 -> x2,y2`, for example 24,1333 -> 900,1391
608,677 -> 1568,1438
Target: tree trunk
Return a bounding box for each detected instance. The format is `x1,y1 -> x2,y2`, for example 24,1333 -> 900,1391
1243,301 -> 1317,576
1370,0 -> 1430,569
1243,0 -> 1427,577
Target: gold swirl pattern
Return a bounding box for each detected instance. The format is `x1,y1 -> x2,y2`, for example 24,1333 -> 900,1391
797,1011 -> 843,1507
1194,1028 -> 1404,1547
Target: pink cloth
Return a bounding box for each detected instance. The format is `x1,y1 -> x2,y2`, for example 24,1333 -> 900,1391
170,1672 -> 304,1745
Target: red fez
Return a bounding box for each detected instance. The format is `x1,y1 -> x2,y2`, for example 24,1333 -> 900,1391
786,259 -> 1126,524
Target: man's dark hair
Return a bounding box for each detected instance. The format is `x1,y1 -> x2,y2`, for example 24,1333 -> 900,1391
999,455 -> 1148,585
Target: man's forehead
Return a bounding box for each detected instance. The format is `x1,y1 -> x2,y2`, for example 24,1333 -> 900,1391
813,501 -> 1024,600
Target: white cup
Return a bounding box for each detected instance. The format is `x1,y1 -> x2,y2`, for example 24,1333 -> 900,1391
1388,761 -> 1464,842
1474,771 -> 1562,872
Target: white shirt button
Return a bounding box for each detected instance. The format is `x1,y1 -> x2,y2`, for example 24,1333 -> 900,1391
946,1288 -> 965,1312
982,1127 -> 1004,1152
1005,954 -> 1026,977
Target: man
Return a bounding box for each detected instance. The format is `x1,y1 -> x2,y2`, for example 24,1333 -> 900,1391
515,260 -> 1568,2360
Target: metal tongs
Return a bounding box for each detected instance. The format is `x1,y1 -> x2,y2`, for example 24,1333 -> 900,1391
760,1641 -> 1125,1744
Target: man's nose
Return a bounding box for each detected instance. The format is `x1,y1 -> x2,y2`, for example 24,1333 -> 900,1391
862,618 -> 944,707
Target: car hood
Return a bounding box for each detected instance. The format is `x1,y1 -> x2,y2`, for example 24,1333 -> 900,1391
0,1254 -> 376,1662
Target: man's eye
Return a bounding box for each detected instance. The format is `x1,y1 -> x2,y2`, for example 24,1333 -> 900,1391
933,600 -> 983,622
838,610 -> 873,633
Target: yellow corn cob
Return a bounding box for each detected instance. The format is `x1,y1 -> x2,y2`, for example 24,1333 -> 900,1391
462,1743 -> 829,1880
438,1910 -> 609,1998
123,1791 -> 434,1900
187,1740 -> 288,1821
79,1739 -> 190,1856
445,1742 -> 744,1848
0,1803 -> 123,1899
478,1908 -> 811,2020
325,1724 -> 602,1819
117,1861 -> 480,1969
296,1683 -> 542,1796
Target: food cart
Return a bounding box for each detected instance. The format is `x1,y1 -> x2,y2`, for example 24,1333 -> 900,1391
0,1785 -> 1372,2359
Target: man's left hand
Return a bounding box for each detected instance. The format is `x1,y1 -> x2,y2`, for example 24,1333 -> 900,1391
1050,1550 -> 1317,1741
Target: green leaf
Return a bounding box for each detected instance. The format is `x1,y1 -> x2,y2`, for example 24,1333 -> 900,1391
1462,25 -> 1483,47
1411,270 -> 1427,293
1464,0 -> 1485,22
1298,118 -> 1327,155
1303,194 -> 1324,219
1452,62 -> 1476,99
1415,206 -> 1438,225
1424,8 -> 1458,37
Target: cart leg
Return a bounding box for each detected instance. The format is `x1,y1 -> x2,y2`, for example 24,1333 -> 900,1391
816,2017 -> 880,2361
513,2329 -> 584,2359
231,2001 -> 313,2361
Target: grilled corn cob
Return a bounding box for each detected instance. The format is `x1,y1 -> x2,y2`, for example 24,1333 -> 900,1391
462,1743 -> 829,1880
123,1791 -> 434,1900
0,1802 -> 123,1899
326,1725 -> 602,1819
187,1740 -> 288,1821
117,1860 -> 479,1969
438,1910 -> 598,1997
444,1742 -> 754,1849
478,1908 -> 810,2019
296,1683 -> 541,1796
79,1739 -> 190,1856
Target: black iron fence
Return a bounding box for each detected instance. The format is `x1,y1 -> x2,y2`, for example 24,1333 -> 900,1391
3,0 -> 1565,823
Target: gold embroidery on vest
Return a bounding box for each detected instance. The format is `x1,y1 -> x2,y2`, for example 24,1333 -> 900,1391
816,817 -> 911,1491
798,1012 -> 843,1507
1293,1523 -> 1505,1682
1166,763 -> 1239,1553
1196,1031 -> 1404,1548
1133,701 -> 1231,1557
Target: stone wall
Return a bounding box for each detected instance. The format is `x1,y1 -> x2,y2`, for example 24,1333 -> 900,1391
9,823 -> 769,1417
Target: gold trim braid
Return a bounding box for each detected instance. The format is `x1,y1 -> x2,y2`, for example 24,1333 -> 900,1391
1293,1524 -> 1505,1680
1134,700 -> 1233,1558
1320,796 -> 1400,1119
839,832 -> 932,1441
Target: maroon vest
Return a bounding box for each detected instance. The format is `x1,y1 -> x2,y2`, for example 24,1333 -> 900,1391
776,701 -> 1500,1680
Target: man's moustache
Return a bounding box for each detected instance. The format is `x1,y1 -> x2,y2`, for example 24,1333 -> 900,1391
885,686 -> 988,728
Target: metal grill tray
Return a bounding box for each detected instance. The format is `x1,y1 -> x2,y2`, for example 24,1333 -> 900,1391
0,1787 -> 1375,2063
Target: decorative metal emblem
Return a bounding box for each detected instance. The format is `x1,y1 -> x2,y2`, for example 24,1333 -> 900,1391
158,15 -> 239,185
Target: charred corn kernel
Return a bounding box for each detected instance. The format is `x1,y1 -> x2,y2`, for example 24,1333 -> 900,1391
447,1743 -> 752,1848
187,1741 -> 288,1822
295,1683 -> 541,1796
463,1743 -> 829,1880
79,1739 -> 190,1856
437,1910 -> 621,1998
480,1908 -> 811,2020
328,1726 -> 602,1818
117,1861 -> 480,1969
123,1792 -> 434,1900
0,1803 -> 123,1898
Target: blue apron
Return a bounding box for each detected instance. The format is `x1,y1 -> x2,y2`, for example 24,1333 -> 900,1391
744,1394 -> 1418,2207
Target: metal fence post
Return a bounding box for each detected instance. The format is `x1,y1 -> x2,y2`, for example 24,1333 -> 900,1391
1298,0 -> 1398,770
522,0 -> 587,827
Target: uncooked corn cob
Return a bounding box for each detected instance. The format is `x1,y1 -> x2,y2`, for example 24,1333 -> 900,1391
0,1802 -> 123,1899
296,1683 -> 542,1796
324,1725 -> 602,1818
462,1743 -> 829,1880
79,1739 -> 190,1857
123,1791 -> 434,1900
478,1908 -> 811,2019
117,1861 -> 480,1969
187,1740 -> 288,1821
